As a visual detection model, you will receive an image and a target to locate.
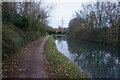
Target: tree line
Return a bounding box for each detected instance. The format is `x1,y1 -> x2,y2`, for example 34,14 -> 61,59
67,1 -> 120,46
2,2 -> 51,59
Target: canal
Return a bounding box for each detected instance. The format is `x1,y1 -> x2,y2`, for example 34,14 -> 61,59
53,34 -> 120,78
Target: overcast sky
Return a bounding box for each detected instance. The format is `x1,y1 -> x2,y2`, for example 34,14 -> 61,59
40,0 -> 83,28
46,2 -> 82,28
41,0 -> 114,28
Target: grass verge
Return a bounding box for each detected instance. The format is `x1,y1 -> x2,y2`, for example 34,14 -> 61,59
44,36 -> 88,78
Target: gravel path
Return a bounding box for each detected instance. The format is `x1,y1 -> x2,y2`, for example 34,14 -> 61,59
3,36 -> 54,78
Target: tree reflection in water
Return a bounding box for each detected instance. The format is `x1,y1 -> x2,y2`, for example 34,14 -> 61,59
54,35 -> 120,78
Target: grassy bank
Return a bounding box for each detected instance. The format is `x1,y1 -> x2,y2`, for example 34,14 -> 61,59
2,23 -> 46,60
44,36 -> 88,78
67,27 -> 119,46
2,2 -> 49,60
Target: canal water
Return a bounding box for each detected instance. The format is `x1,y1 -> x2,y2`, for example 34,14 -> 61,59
53,34 -> 120,78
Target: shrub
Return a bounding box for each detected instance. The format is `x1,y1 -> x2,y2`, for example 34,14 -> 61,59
13,15 -> 28,29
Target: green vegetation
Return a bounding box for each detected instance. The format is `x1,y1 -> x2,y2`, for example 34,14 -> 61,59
44,36 -> 88,78
67,2 -> 120,46
2,2 -> 50,59
2,23 -> 46,59
45,26 -> 66,35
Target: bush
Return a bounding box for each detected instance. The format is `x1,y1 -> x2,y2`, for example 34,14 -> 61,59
13,15 -> 28,29
2,11 -> 12,22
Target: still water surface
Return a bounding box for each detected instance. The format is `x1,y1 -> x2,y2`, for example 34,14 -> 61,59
53,34 -> 120,78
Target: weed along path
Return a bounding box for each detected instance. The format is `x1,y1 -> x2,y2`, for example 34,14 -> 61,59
3,35 -> 54,78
